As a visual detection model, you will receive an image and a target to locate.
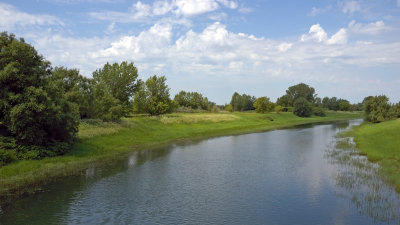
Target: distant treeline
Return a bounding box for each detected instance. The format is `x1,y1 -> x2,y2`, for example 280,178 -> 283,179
1,32 -> 399,166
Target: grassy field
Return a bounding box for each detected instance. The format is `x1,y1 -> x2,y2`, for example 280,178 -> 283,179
350,119 -> 400,191
0,111 -> 362,199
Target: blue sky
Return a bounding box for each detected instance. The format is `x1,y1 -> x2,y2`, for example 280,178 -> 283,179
1,0 -> 399,104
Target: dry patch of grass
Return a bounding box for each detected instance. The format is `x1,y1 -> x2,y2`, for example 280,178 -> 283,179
77,119 -> 130,139
156,113 -> 240,124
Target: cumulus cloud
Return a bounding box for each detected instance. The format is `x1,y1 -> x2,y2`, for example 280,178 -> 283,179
341,1 -> 361,14
301,24 -> 347,45
0,2 -> 63,29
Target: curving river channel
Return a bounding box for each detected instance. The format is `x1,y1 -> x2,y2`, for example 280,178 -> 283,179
1,119 -> 399,224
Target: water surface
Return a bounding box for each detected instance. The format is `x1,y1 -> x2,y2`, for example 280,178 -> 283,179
1,119 -> 399,224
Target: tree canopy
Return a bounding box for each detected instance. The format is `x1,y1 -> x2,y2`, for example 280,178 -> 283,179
230,92 -> 256,111
253,97 -> 274,113
0,32 -> 79,150
133,75 -> 173,115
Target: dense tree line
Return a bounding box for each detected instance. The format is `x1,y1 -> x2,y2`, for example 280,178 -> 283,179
230,92 -> 256,111
173,91 -> 211,111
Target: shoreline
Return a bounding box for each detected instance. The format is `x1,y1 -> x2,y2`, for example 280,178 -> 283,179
0,111 -> 362,201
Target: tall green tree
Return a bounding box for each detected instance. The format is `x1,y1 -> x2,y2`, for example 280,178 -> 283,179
50,67 -> 92,118
0,32 -> 79,147
230,92 -> 256,111
92,61 -> 139,114
285,83 -> 316,106
133,75 -> 173,115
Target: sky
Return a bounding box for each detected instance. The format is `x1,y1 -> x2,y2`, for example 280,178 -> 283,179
1,0 -> 399,104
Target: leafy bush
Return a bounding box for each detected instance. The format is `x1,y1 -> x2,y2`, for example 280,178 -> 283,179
364,95 -> 391,123
293,97 -> 312,117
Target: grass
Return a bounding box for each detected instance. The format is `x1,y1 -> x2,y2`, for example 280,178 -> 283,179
0,111 -> 362,200
349,119 -> 400,192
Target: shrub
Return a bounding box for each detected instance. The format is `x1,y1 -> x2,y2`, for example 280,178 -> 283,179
293,97 -> 312,117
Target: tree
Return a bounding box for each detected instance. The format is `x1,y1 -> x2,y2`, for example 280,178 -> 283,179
0,32 -> 79,149
133,75 -> 173,115
92,61 -> 139,114
230,92 -> 256,111
211,105 -> 219,113
276,95 -> 290,107
286,83 -> 316,106
364,95 -> 391,123
91,81 -> 124,121
174,90 -> 210,110
253,97 -> 274,113
293,97 -> 312,117
50,67 -> 92,118
338,99 -> 350,111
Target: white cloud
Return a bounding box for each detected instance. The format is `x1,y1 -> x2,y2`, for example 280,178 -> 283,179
0,2 -> 63,29
327,28 -> 347,45
342,1 -> 361,14
301,24 -> 347,45
277,42 -> 293,52
174,0 -> 219,16
348,20 -> 388,35
90,0 -> 239,22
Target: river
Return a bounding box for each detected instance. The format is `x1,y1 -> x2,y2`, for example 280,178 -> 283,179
1,119 -> 399,224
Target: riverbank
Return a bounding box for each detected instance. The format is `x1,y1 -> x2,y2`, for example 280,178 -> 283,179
0,111 -> 362,200
349,119 -> 400,192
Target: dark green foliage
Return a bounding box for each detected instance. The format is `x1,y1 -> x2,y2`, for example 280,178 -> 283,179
293,97 -> 313,117
389,102 -> 400,118
91,81 -> 124,121
50,67 -> 92,118
174,91 -> 210,110
338,99 -> 350,111
0,32 -> 79,147
230,92 -> 256,111
364,95 -> 391,123
285,83 -> 316,106
133,75 -> 173,115
313,106 -> 326,117
276,94 -> 290,107
253,97 -> 275,113
92,61 -> 139,115
0,32 -> 79,165
322,96 -> 351,111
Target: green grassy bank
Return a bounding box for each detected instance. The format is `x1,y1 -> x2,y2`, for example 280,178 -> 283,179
0,111 -> 362,199
350,119 -> 400,191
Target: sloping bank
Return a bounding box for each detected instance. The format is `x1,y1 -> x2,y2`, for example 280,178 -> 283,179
0,111 -> 362,200
347,119 -> 400,192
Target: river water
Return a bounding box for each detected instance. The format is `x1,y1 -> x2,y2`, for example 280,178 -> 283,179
1,119 -> 399,224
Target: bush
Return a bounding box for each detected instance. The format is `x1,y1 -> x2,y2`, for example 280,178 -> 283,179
364,95 -> 391,123
313,106 -> 326,117
0,149 -> 17,166
293,97 -> 312,117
